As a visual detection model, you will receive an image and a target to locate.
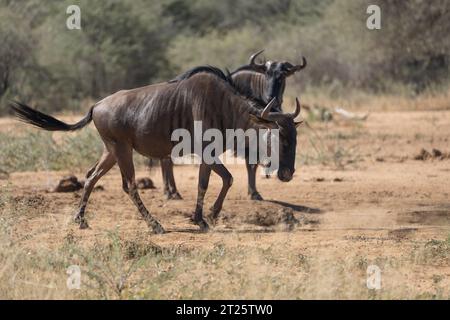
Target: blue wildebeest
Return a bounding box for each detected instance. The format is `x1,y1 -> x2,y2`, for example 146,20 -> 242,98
160,51 -> 307,200
10,66 -> 301,233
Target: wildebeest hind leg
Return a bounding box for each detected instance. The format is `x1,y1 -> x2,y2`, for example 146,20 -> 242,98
161,158 -> 182,200
75,149 -> 116,229
116,144 -> 165,234
192,163 -> 211,231
207,163 -> 233,223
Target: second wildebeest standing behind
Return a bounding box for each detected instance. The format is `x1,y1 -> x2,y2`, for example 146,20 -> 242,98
10,67 -> 301,233
160,51 -> 307,200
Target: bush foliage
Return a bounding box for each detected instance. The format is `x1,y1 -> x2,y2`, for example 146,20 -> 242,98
0,0 -> 449,114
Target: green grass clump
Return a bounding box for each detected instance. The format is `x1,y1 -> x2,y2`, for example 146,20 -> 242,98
0,128 -> 154,173
0,129 -> 103,173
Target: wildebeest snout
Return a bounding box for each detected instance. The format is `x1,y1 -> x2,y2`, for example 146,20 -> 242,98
277,168 -> 294,182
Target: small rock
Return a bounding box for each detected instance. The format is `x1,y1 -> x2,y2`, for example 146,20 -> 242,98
52,175 -> 83,192
414,148 -> 431,161
431,148 -> 442,158
137,177 -> 156,189
414,148 -> 449,160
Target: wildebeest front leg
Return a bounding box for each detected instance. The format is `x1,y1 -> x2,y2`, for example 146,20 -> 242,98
161,157 -> 182,200
193,163 -> 211,231
75,149 -> 116,229
207,163 -> 233,223
117,145 -> 165,234
246,159 -> 263,200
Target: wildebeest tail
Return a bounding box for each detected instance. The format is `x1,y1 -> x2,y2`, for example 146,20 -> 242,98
9,100 -> 94,131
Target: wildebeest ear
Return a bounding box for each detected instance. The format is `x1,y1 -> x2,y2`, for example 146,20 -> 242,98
294,121 -> 303,128
249,114 -> 278,129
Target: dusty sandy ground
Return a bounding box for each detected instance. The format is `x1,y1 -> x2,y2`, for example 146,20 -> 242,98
1,110 -> 449,299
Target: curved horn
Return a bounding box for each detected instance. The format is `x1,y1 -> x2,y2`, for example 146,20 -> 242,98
249,49 -> 265,66
260,98 -> 277,120
288,56 -> 307,74
289,98 -> 301,118
298,56 -> 307,69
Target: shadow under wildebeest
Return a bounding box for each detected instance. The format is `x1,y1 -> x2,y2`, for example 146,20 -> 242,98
167,198 -> 322,234
264,199 -> 322,214
167,228 -> 281,234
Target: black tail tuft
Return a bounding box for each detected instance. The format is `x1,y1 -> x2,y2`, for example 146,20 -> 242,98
9,101 -> 93,132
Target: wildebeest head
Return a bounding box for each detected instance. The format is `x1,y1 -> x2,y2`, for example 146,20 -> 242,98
249,97 -> 302,182
247,50 -> 307,110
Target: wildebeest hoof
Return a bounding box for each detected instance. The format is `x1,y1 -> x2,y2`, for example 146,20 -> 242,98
73,214 -> 88,228
250,192 -> 264,201
79,219 -> 89,229
195,219 -> 210,232
166,191 -> 183,200
151,223 -> 166,234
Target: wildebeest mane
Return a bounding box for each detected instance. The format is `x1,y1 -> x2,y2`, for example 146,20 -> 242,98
169,65 -> 267,109
168,65 -> 234,85
230,65 -> 265,75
